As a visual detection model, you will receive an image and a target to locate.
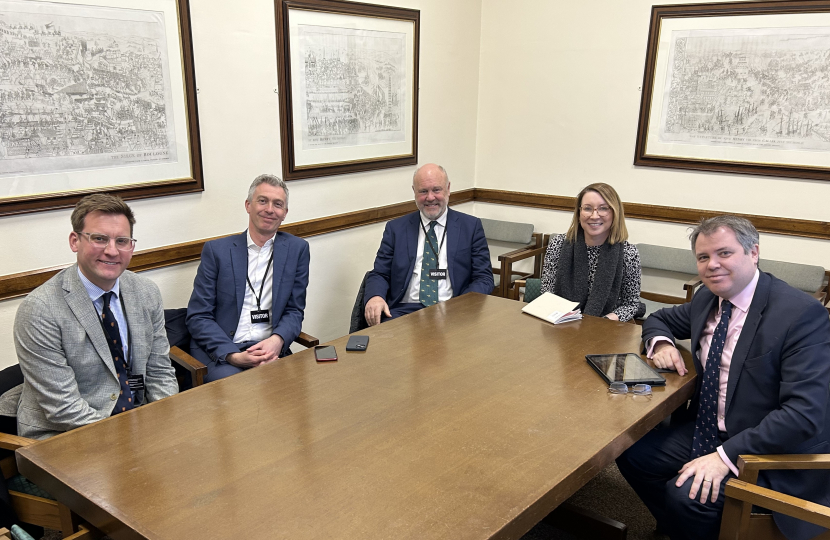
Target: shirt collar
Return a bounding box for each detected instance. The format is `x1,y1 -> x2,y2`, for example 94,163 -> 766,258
246,230 -> 276,251
721,268 -> 760,314
420,210 -> 448,230
77,265 -> 120,303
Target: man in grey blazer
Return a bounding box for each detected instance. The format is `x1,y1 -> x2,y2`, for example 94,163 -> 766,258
14,194 -> 178,440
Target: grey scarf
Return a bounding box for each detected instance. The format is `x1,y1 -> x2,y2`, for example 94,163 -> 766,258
554,229 -> 625,317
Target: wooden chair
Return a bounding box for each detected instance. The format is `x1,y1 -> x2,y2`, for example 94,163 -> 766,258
0,434 -> 100,539
719,454 -> 830,540
479,218 -> 544,297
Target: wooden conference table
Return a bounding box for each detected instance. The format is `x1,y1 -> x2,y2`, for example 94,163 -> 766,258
17,294 -> 695,540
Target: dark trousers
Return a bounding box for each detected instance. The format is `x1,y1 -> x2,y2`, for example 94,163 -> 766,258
382,302 -> 425,322
616,420 -> 734,540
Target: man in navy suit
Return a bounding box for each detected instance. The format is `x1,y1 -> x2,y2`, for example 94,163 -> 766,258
617,216 -> 830,540
364,163 -> 494,325
187,174 -> 309,382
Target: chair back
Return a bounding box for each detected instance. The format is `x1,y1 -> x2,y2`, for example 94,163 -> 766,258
479,218 -> 535,245
523,278 -> 542,303
760,259 -> 826,295
637,243 -> 698,275
164,307 -> 190,350
350,272 -> 371,333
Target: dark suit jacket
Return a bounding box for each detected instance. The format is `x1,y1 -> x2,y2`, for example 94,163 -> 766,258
364,209 -> 494,308
186,230 -> 309,362
643,271 -> 830,540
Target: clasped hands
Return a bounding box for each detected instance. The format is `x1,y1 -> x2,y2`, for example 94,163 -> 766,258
226,334 -> 284,368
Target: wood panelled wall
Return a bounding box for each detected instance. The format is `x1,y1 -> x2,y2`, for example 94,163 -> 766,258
1,188 -> 826,301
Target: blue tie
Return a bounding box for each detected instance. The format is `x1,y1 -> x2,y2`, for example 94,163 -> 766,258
102,292 -> 134,415
691,300 -> 732,459
419,221 -> 439,307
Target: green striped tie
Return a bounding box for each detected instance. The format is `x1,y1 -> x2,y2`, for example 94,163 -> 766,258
419,221 -> 439,307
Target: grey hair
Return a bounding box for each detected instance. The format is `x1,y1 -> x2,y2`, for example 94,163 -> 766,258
689,215 -> 759,254
412,164 -> 449,186
247,174 -> 289,204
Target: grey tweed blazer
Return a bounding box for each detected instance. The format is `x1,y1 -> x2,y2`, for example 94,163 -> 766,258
13,264 -> 178,439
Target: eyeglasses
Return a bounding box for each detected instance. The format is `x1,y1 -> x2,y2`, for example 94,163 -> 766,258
608,382 -> 652,396
78,232 -> 136,252
580,205 -> 612,217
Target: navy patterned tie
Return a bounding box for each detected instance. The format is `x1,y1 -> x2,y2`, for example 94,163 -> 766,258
691,300 -> 732,459
102,292 -> 134,415
419,221 -> 439,307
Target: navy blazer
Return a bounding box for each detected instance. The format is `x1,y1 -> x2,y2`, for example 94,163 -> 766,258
643,271 -> 830,540
364,209 -> 494,307
186,230 -> 309,362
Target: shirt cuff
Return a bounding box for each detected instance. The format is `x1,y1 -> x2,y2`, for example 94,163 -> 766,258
645,336 -> 674,358
717,446 -> 740,477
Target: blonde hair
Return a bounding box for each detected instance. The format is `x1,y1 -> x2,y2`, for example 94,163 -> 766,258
565,183 -> 628,245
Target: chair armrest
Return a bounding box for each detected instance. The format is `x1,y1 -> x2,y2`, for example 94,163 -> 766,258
295,332 -> 319,348
0,432 -> 35,452
724,479 -> 830,529
512,279 -> 527,301
737,454 -> 830,483
683,279 -> 702,303
169,346 -> 207,387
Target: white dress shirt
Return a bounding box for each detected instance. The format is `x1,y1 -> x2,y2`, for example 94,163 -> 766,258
234,231 -> 275,343
404,211 -> 454,303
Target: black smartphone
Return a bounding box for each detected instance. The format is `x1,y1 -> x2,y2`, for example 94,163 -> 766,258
346,335 -> 369,351
314,345 -> 337,362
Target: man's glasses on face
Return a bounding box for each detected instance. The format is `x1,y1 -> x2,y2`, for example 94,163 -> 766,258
78,232 -> 136,252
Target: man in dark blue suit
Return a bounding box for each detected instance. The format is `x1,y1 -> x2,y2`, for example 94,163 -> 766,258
364,163 -> 494,325
617,216 -> 830,540
186,174 -> 309,382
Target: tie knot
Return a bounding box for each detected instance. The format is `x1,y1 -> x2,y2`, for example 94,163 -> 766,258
103,291 -> 114,309
428,221 -> 437,232
721,300 -> 732,317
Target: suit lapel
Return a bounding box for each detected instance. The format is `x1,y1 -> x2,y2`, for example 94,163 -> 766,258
62,266 -> 117,379
445,209 -> 459,288
691,293 -> 719,375
724,272 -> 769,416
232,232 -> 248,318
119,274 -> 144,367
270,233 -> 288,330
407,212 -> 420,272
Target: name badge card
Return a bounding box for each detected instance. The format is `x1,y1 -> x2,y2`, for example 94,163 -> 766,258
251,310 -> 271,324
428,269 -> 447,280
127,374 -> 145,391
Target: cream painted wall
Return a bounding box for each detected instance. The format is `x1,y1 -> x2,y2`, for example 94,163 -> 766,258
0,0 -> 483,368
473,0 -> 830,267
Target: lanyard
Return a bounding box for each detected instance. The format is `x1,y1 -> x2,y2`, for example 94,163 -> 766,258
420,219 -> 447,261
246,245 -> 275,310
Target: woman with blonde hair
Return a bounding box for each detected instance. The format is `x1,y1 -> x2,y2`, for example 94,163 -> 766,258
539,183 -> 641,321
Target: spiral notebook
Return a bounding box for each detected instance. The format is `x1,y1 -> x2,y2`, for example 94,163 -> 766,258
521,292 -> 582,324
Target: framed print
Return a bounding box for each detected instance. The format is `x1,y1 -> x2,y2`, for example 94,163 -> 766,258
0,0 -> 202,216
634,0 -> 830,181
275,0 -> 419,180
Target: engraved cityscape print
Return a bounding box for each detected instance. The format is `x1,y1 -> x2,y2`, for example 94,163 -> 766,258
299,25 -> 406,149
660,29 -> 830,152
0,4 -> 175,177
